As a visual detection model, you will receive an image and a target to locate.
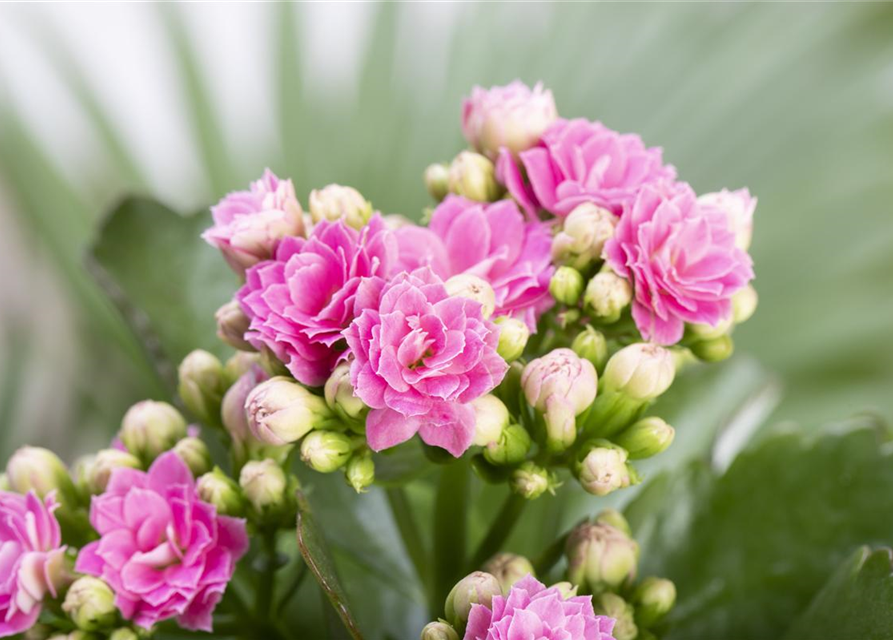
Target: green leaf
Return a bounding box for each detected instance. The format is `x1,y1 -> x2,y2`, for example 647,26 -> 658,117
89,197 -> 238,391
626,418 -> 893,640
784,547 -> 893,640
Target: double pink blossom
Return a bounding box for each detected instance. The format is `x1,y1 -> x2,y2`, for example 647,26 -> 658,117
75,452 -> 248,631
0,492 -> 67,637
344,268 -> 508,457
605,181 -> 754,345
497,118 -> 675,219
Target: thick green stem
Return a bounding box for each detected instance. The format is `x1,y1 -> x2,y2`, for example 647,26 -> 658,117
386,486 -> 429,588
469,492 -> 528,571
256,530 -> 278,622
276,560 -> 308,615
533,531 -> 570,577
431,459 -> 470,615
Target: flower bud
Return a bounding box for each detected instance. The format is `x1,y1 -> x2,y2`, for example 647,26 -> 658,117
550,581 -> 578,599
78,449 -> 141,495
178,350 -> 227,426
445,274 -> 496,319
551,204 -> 618,270
424,164 -> 450,202
733,284 -> 758,324
574,440 -> 631,497
239,458 -> 288,515
300,430 -> 353,473
493,317 -> 529,363
197,467 -> 246,517
62,577 -> 116,631
549,266 -> 585,306
614,417 -> 675,460
572,326 -> 608,371
109,631 -> 138,640
584,270 -> 632,323
246,376 -> 333,445
633,577 -> 677,627
470,395 -> 510,447
171,437 -> 212,477
448,151 -> 502,202
215,299 -> 254,351
309,184 -> 373,230
594,593 -> 638,640
420,620 -> 459,640
119,401 -> 188,464
602,343 -> 675,401
691,334 -> 734,363
483,424 -> 531,466
345,449 -> 375,493
324,363 -> 366,422
594,509 -> 631,536
482,553 -> 534,594
224,352 -> 261,385
566,521 -> 639,593
510,462 -> 553,500
445,571 -> 502,629
6,446 -> 76,500
0,473 -> 9,491
222,365 -> 269,445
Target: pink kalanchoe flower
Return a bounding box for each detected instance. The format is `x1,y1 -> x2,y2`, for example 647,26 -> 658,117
203,169 -> 305,277
605,181 -> 755,345
238,214 -> 399,387
497,118 -> 676,219
75,452 -> 248,632
464,574 -> 616,640
0,491 -> 67,637
462,81 -> 558,160
344,268 -> 508,457
395,196 -> 554,331
697,187 -> 757,251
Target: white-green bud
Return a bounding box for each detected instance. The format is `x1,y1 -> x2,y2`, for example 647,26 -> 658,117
584,270 -> 632,323
172,437 -> 212,477
62,576 -> 116,631
223,351 -> 261,386
732,284 -> 758,324
0,473 -> 9,491
510,461 -> 553,500
689,315 -> 734,341
691,334 -> 734,363
633,577 -> 677,627
78,449 -> 141,495
470,395 -> 510,447
300,430 -> 353,473
448,151 -> 502,202
424,163 -> 451,202
178,349 -> 227,425
215,299 -> 254,352
493,317 -> 529,363
614,417 -> 675,460
197,467 -> 246,517
594,593 -> 637,640
324,364 -> 366,422
119,401 -> 188,464
566,521 -> 639,593
420,621 -> 459,640
345,449 -> 375,493
239,458 -> 287,514
572,326 -> 608,371
6,446 -> 76,500
551,204 -> 618,270
602,343 -> 675,401
309,184 -> 373,230
445,274 -> 496,319
109,631 -> 138,640
482,553 -> 535,594
575,440 -> 631,497
550,581 -> 579,599
445,571 -> 502,629
483,424 -> 531,466
594,509 -> 632,536
549,266 -> 585,306
246,376 -> 333,445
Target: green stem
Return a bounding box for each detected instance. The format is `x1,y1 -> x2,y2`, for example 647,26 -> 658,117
533,531 -> 570,577
276,560 -> 308,615
431,459 -> 470,616
256,530 -> 278,622
469,492 -> 528,571
386,486 -> 429,588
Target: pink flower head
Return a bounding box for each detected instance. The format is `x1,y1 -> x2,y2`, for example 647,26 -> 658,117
497,118 -> 675,219
238,214 -> 399,387
203,169 -> 305,277
0,491 -> 67,636
605,181 -> 755,345
344,268 -> 508,457
75,452 -> 248,632
697,187 -> 757,251
395,196 -> 554,331
464,574 -> 616,640
462,81 -> 558,160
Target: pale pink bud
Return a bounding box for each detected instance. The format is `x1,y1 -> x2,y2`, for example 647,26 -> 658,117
245,376 -> 333,445
551,204 -> 618,270
445,274 -> 496,319
602,343 -> 675,401
697,188 -> 756,251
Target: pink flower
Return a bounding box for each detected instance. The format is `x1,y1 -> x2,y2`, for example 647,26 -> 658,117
605,181 -> 755,345
697,187 -> 757,251
0,492 -> 67,637
203,169 -> 304,277
238,215 -> 399,387
395,196 -> 554,331
497,118 -> 675,219
344,268 -> 508,457
464,575 -> 616,640
75,452 -> 248,632
462,81 -> 558,160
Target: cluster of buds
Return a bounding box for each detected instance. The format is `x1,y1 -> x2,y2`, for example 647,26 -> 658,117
425,150 -> 505,204
565,510 -> 676,640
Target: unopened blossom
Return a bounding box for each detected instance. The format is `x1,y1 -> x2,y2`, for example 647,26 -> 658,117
497,118 -> 675,218
697,187 -> 756,251
203,169 -> 304,276
238,215 -> 399,386
602,343 -> 676,401
463,575 -> 616,640
75,453 -> 249,632
308,184 -> 373,230
566,521 -> 639,593
551,203 -> 618,269
245,376 -> 333,446
462,81 -> 558,160
344,268 -> 508,457
0,491 -> 68,636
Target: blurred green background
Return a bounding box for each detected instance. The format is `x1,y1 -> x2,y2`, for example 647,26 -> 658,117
0,1 -> 891,464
